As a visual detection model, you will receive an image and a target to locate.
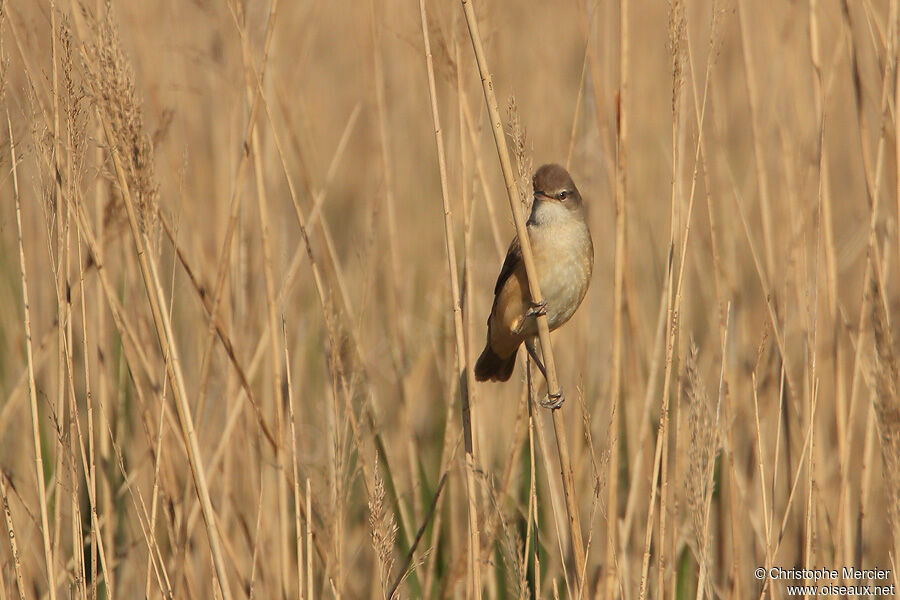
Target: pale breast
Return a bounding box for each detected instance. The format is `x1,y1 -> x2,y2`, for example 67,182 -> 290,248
528,218 -> 593,332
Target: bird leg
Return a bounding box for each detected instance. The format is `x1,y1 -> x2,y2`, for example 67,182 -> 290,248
524,337 -> 547,379
524,337 -> 566,409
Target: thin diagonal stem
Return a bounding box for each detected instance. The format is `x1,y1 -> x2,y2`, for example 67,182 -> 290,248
460,0 -> 586,589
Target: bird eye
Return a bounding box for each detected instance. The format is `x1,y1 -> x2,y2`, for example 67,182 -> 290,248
558,190 -> 569,200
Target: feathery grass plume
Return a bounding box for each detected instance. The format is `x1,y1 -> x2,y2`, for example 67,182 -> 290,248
0,4 -> 7,109
60,20 -> 88,188
682,342 -> 718,578
869,280 -> 900,542
707,0 -> 725,66
83,7 -> 158,242
367,452 -> 398,600
667,0 -> 687,115
25,72 -> 57,222
507,97 -> 532,209
579,387 -> 608,513
487,478 -> 528,600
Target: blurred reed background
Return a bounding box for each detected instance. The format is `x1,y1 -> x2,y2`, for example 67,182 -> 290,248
0,0 -> 897,598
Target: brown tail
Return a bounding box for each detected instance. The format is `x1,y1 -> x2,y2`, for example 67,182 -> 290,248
474,344 -> 518,382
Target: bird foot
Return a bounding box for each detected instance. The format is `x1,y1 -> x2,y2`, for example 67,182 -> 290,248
541,389 -> 565,410
526,299 -> 548,319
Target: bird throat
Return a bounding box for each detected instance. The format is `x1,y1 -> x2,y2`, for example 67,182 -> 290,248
527,197 -> 580,228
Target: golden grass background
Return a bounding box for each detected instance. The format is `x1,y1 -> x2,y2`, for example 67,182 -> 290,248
0,0 -> 898,598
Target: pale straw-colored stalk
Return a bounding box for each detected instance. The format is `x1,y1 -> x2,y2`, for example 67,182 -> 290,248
418,1 -> 483,596
9,113 -> 58,600
234,6 -> 291,593
0,471 -> 26,600
605,0 -> 629,593
459,1 -> 587,590
736,0 -> 776,279
195,0 -> 279,404
283,320 -> 305,599
99,116 -> 234,600
307,478 -> 314,600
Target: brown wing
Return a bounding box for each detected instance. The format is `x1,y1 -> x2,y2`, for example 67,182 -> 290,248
486,237 -> 529,358
493,236 -> 522,296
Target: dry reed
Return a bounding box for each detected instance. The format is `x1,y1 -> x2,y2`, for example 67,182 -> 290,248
4,1 -> 900,599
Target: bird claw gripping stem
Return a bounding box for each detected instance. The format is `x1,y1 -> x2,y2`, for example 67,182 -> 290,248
526,299 -> 548,319
541,389 -> 565,410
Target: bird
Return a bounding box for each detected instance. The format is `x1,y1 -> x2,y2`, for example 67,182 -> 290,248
474,163 -> 594,397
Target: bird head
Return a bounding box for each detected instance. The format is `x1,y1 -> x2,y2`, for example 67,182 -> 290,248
532,163 -> 582,210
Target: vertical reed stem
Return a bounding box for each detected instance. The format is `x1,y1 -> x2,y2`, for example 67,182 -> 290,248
459,0 -> 586,590
99,118 -> 234,600
606,0 -> 629,595
9,113 -> 58,600
418,2 -> 483,596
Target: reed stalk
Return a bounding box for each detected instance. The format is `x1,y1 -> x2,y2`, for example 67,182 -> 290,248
418,2 -> 483,596
460,0 -> 586,590
9,114 -> 57,600
99,117 -> 234,600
